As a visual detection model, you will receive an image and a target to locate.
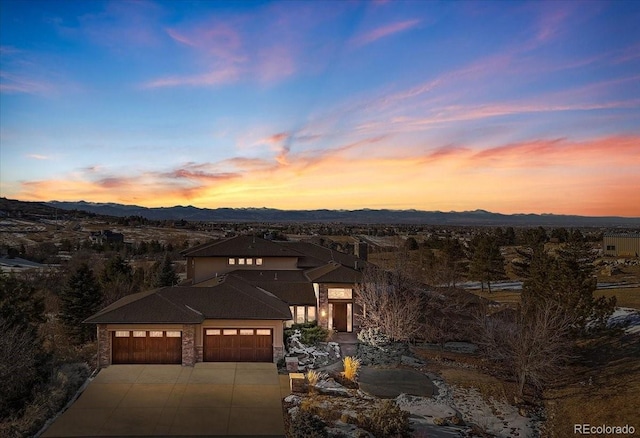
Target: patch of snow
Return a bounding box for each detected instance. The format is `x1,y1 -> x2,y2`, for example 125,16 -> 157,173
284,394 -> 301,405
608,307 -> 640,334
395,394 -> 459,421
452,386 -> 538,437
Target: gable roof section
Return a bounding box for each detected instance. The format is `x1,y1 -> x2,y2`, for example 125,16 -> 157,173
304,261 -> 363,283
279,241 -> 369,270
84,275 -> 291,324
182,235 -> 303,258
229,270 -> 317,305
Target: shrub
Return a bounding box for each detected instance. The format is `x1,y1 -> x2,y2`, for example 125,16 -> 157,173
306,369 -> 328,388
285,321 -> 329,346
357,327 -> 391,347
359,400 -> 411,437
342,356 -> 361,381
289,409 -> 328,438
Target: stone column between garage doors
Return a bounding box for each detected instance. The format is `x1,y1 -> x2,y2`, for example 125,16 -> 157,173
97,324 -> 110,368
181,324 -> 197,366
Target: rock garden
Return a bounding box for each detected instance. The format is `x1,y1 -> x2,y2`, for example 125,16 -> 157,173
282,325 -> 541,437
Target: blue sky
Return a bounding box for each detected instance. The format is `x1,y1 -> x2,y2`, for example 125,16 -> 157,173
1,0 -> 639,215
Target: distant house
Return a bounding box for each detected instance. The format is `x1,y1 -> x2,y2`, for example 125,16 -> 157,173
85,235 -> 369,367
89,230 -> 124,245
603,233 -> 640,257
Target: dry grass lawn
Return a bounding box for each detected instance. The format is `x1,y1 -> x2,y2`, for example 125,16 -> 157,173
543,335 -> 640,438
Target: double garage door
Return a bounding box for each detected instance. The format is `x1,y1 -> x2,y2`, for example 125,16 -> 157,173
112,330 -> 182,364
204,328 -> 273,362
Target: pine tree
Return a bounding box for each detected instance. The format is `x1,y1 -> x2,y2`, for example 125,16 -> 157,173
156,253 -> 179,287
468,234 -> 505,293
60,263 -> 103,344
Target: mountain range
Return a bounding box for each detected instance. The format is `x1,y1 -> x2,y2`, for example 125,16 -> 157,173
34,200 -> 640,227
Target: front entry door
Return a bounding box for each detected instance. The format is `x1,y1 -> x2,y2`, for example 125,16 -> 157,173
333,303 -> 347,332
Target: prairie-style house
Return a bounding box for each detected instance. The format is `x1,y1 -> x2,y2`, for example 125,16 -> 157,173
85,235 -> 368,367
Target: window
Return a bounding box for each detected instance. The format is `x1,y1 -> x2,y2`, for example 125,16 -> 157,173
307,306 -> 316,322
149,331 -> 163,337
206,329 -> 221,336
256,258 -> 263,265
607,245 -> 616,251
296,307 -> 306,324
115,331 -> 129,337
240,329 -> 254,335
133,330 -> 146,337
246,258 -> 253,265
223,329 -> 238,335
256,329 -> 271,336
228,258 -> 236,265
238,258 -> 245,265
328,288 -> 353,299
166,331 -> 181,337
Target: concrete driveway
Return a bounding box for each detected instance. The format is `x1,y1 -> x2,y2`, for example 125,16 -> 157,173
42,363 -> 289,437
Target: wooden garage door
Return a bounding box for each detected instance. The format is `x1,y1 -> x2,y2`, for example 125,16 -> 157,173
112,330 -> 181,364
203,328 -> 273,362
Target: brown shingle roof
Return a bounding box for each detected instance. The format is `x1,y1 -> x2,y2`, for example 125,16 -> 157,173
182,235 -> 303,258
304,262 -> 363,283
84,275 -> 291,324
229,270 -> 317,305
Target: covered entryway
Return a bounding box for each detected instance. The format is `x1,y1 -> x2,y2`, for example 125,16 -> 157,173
112,330 -> 181,364
204,328 -> 273,362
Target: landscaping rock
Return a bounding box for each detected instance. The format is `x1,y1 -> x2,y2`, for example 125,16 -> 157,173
284,394 -> 301,405
401,355 -> 425,367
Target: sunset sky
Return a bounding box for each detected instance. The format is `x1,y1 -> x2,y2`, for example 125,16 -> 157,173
1,0 -> 639,216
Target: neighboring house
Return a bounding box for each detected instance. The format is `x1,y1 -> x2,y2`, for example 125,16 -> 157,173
85,235 -> 368,367
89,230 -> 124,245
603,233 -> 640,257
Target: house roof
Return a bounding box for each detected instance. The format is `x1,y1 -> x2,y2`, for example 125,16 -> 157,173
304,262 -> 363,283
182,235 -> 303,258
279,241 -> 369,270
229,270 -> 317,305
84,275 -> 292,324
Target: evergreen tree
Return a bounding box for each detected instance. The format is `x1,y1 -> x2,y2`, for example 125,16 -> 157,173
156,253 -> 179,287
468,234 -> 506,293
517,237 -> 615,334
60,263 -> 103,344
101,253 -> 136,305
0,273 -> 48,417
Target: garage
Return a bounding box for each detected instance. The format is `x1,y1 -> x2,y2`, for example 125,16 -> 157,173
112,330 -> 182,364
204,328 -> 273,362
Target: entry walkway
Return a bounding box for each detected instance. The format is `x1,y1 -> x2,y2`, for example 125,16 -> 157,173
42,363 -> 288,437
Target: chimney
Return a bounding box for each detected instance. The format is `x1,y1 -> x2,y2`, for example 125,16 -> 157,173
274,272 -> 278,281
354,242 -> 368,261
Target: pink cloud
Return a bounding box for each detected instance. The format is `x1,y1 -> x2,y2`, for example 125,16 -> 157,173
350,19 -> 420,47
143,66 -> 241,88
0,71 -> 53,95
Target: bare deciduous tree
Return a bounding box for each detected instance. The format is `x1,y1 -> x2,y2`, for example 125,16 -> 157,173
476,300 -> 574,399
355,265 -> 423,342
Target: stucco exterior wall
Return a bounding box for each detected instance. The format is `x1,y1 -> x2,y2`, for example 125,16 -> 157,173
190,256 -> 300,283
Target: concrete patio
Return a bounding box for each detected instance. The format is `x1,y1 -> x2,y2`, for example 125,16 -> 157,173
42,363 -> 290,437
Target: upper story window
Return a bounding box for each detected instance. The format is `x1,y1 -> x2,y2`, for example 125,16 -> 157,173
238,258 -> 245,265
228,258 -> 235,265
246,258 -> 253,265
256,258 -> 263,265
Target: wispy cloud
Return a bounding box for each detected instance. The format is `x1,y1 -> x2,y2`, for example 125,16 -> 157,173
143,66 -> 241,88
26,154 -> 51,160
350,19 -> 420,47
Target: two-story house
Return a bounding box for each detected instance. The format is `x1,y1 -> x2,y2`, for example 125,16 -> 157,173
85,235 -> 368,368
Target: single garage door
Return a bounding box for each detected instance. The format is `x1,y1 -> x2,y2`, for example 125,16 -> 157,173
112,330 -> 182,364
204,328 -> 273,362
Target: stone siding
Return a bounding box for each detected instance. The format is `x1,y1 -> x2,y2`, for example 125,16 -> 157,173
317,284 -> 329,330
273,345 -> 284,363
181,324 -> 196,366
97,324 -> 110,368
